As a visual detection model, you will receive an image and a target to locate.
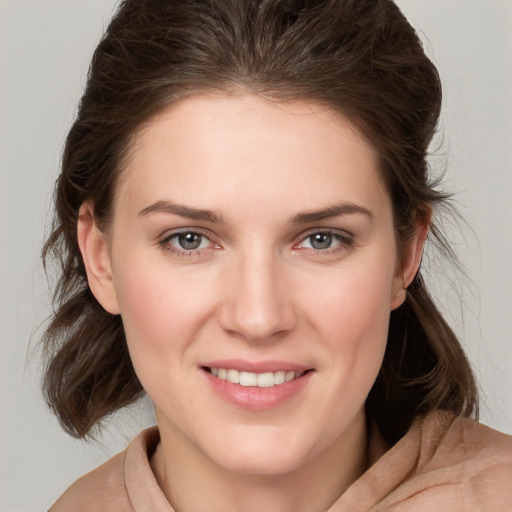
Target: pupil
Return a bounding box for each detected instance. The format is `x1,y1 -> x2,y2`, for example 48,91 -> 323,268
178,233 -> 202,250
311,233 -> 332,250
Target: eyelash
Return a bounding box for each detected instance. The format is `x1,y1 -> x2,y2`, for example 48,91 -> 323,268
293,231 -> 355,256
158,229 -> 219,258
157,229 -> 354,258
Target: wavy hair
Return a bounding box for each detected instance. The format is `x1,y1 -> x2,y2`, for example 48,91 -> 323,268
42,0 -> 477,442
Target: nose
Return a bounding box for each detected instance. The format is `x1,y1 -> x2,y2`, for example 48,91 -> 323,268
219,251 -> 297,343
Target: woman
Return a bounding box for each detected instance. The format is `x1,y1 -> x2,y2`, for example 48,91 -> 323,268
42,0 -> 512,510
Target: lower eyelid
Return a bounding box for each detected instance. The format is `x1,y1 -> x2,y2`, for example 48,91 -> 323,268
158,230 -> 222,256
158,230 -> 353,255
297,231 -> 353,249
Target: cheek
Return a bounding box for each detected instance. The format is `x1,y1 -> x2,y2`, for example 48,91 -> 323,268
113,273 -> 202,424
111,258 -> 191,379
308,255 -> 396,334
115,268 -> 171,343
113,247 -> 206,337
306,254 -> 396,382
110,252 -> 222,388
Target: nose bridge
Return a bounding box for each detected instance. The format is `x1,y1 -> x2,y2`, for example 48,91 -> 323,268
221,245 -> 295,341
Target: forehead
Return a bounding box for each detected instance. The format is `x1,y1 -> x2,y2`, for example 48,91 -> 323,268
116,94 -> 388,218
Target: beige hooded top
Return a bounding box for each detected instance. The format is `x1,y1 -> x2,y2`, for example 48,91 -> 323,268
49,411 -> 512,511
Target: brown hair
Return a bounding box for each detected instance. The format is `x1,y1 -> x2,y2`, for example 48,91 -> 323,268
42,0 -> 477,442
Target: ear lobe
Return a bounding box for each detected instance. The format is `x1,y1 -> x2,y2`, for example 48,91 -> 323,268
391,217 -> 430,311
77,202 -> 120,315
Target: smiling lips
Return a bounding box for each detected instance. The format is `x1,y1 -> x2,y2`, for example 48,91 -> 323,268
203,363 -> 313,410
207,367 -> 306,388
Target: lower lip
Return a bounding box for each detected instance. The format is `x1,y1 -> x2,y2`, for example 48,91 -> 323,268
202,369 -> 314,410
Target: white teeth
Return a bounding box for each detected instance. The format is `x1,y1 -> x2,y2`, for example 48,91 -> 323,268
226,369 -> 240,384
274,371 -> 286,385
209,367 -> 307,387
257,372 -> 275,388
240,371 -> 257,386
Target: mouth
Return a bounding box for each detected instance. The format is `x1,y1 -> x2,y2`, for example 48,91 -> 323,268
202,366 -> 312,388
201,362 -> 315,409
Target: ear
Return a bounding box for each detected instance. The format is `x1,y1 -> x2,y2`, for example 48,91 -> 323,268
77,202 -> 120,315
390,213 -> 431,311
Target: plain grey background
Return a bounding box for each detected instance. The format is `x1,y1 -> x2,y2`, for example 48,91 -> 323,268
1,1 -> 511,510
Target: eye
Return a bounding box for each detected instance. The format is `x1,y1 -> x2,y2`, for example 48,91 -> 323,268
303,233 -> 337,250
173,232 -> 208,250
159,230 -> 217,254
295,230 -> 354,253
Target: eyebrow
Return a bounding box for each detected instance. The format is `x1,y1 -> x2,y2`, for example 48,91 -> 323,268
290,202 -> 374,224
138,200 -> 226,224
138,199 -> 373,225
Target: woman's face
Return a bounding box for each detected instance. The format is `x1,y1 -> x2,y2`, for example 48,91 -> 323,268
82,94 -> 422,477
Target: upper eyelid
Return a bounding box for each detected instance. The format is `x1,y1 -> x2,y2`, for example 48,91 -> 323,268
159,227 -> 215,242
156,227 -> 354,250
158,229 -> 219,256
294,228 -> 354,242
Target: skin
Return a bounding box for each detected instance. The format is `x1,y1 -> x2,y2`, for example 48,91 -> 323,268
78,94 -> 427,512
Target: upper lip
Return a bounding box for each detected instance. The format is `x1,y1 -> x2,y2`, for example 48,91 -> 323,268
201,359 -> 312,373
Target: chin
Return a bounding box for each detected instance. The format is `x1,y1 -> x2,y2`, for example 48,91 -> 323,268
202,427 -> 317,477
216,451 -> 306,477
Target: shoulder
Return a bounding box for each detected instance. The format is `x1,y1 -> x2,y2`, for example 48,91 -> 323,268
337,411 -> 512,511
381,411 -> 512,511
49,450 -> 131,512
49,427 -> 161,512
413,410 -> 512,477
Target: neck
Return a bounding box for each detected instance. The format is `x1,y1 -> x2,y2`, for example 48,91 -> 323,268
151,411 -> 369,512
